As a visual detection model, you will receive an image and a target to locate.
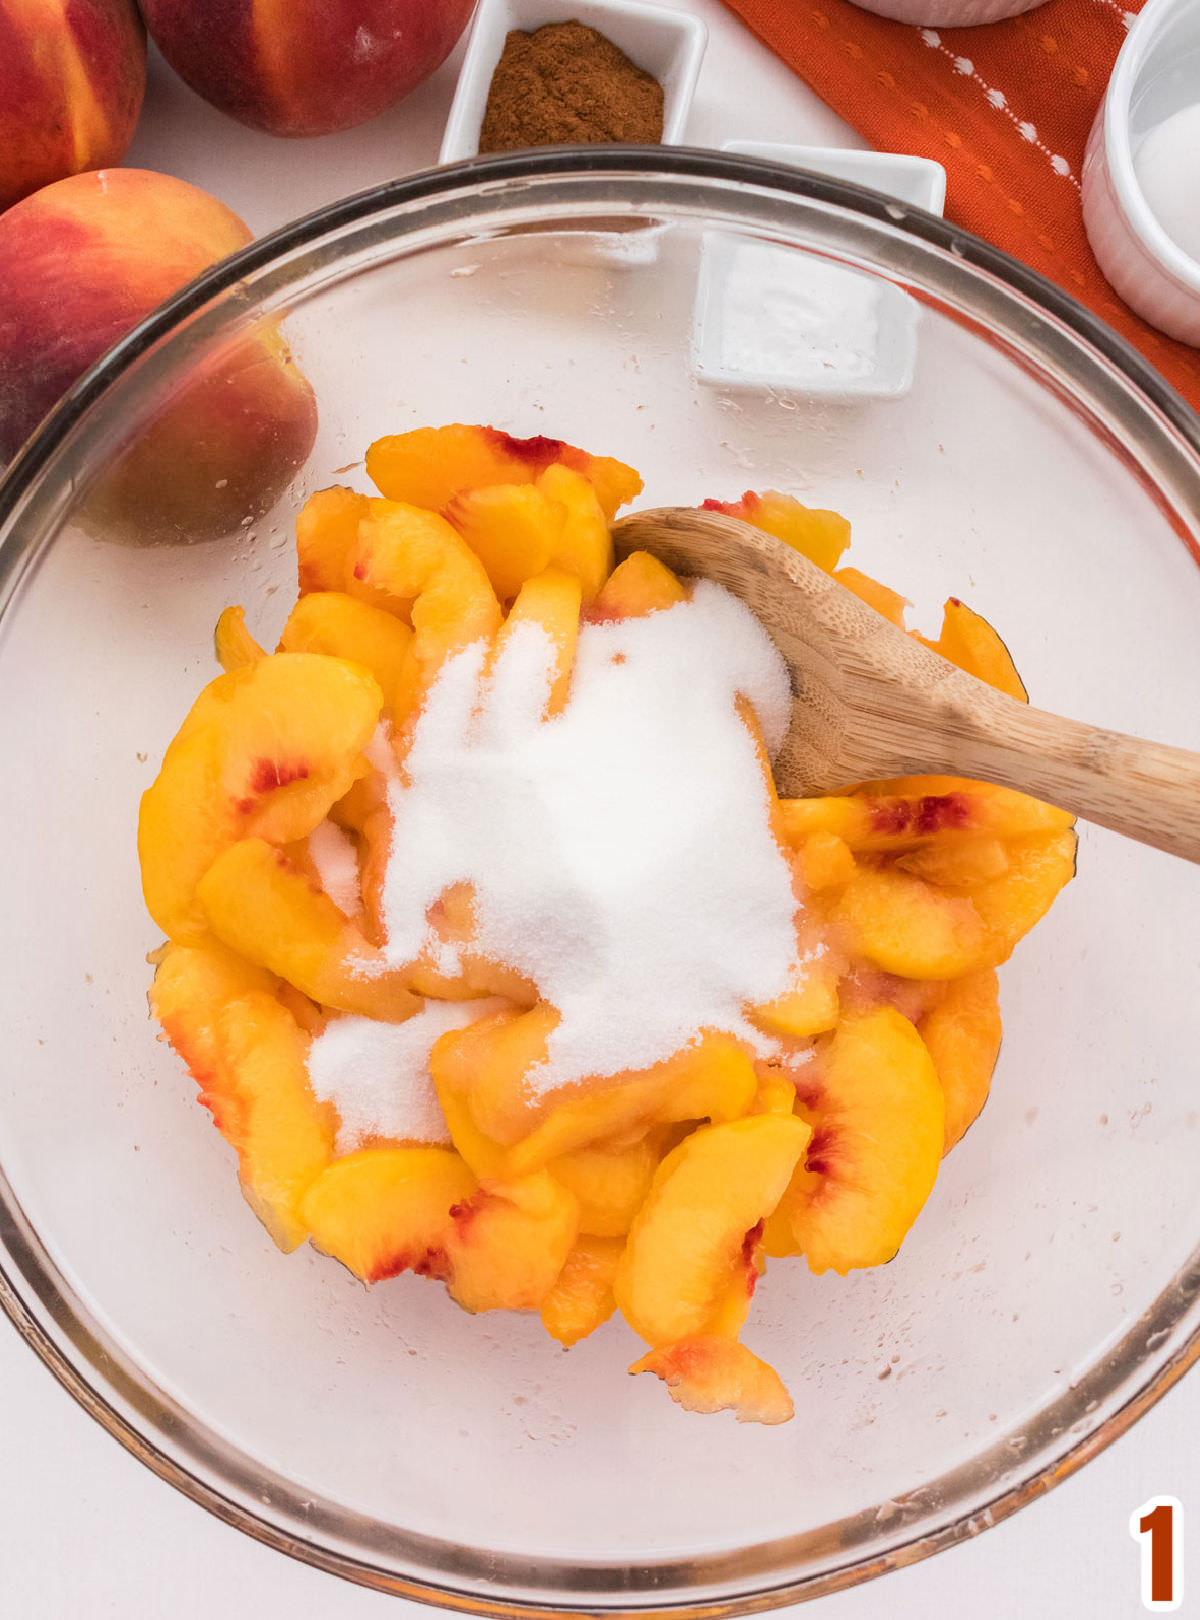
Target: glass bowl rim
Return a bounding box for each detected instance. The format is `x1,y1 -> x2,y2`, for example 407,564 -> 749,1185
2,144 -> 1200,1614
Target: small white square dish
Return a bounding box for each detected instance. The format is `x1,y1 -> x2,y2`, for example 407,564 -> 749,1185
692,141 -> 947,402
439,0 -> 707,165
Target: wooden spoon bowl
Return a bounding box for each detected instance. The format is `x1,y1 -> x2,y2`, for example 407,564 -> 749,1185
612,506 -> 1200,863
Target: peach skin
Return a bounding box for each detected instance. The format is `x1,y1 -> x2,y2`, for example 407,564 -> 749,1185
0,0 -> 145,213
139,0 -> 475,137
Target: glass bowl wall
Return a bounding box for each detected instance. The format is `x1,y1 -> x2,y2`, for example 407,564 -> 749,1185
2,151 -> 1199,1613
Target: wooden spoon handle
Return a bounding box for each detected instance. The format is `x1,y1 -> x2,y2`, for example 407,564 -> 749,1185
932,689 -> 1200,862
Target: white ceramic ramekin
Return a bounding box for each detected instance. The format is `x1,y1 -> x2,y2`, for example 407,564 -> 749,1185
842,0 -> 1045,25
692,141 -> 948,400
439,0 -> 707,165
1081,0 -> 1200,346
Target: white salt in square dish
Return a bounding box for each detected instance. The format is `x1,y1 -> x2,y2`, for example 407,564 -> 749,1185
439,0 -> 707,165
692,141 -> 946,402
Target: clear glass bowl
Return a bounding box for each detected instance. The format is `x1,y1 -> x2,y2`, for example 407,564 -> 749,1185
2,149 -> 1200,1613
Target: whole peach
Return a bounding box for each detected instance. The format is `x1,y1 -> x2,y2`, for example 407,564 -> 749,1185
0,0 -> 146,214
0,168 -> 317,541
139,0 -> 476,137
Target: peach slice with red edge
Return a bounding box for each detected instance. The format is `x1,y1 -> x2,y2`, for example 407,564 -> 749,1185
833,863 -> 990,979
149,936 -> 278,1119
833,567 -> 908,627
540,1235 -> 623,1346
211,991 -> 336,1251
933,598 -> 1028,701
630,1336 -> 793,1425
614,1114 -> 811,1347
138,652 -> 382,943
296,485 -> 370,595
300,1146 -> 476,1282
443,482 -> 566,602
918,968 -> 1002,1152
592,550 -> 687,620
444,1170 -> 579,1313
701,490 -> 850,573
778,780 -> 1073,855
764,1008 -> 943,1274
364,423 -> 643,521
549,1135 -> 660,1237
214,605 -> 265,672
351,499 -> 502,715
196,837 -> 420,1021
279,591 -> 414,720
701,1220 -> 766,1341
491,566 -> 582,719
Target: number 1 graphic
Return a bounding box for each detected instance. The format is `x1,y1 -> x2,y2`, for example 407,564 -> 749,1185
1131,1496 -> 1184,1611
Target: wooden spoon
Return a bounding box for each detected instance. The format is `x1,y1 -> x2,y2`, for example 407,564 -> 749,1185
612,507 -> 1200,863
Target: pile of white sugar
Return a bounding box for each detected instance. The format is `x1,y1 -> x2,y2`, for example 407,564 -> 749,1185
309,580 -> 805,1140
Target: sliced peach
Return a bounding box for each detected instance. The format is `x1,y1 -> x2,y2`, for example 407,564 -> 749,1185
897,834 -> 1010,888
491,567 -> 582,719
432,1052 -> 510,1182
701,490 -> 850,573
615,1114 -> 811,1346
296,484 -> 369,594
539,1236 -> 623,1346
630,1337 -> 793,1425
214,605 -> 265,672
443,482 -> 565,602
211,992 -> 336,1251
279,591 -> 414,719
149,937 -> 278,1125
752,954 -> 839,1039
330,769 -> 389,836
833,864 -> 989,979
138,653 -> 382,942
702,1220 -> 765,1340
592,550 -> 687,620
838,965 -> 947,1026
833,567 -> 908,627
352,499 -> 502,713
197,837 -> 420,1021
549,1136 -> 659,1237
934,598 -> 1028,701
792,831 -> 857,891
970,829 -> 1078,965
536,463 -> 613,603
444,1170 -> 578,1313
765,1009 -> 943,1274
919,968 -> 1002,1152
435,1004 -> 758,1166
751,1069 -> 797,1117
778,781 -> 1073,854
276,981 -> 329,1038
300,1145 -> 475,1281
365,423 -> 642,521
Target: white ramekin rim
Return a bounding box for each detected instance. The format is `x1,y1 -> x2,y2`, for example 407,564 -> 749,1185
1102,0 -> 1200,300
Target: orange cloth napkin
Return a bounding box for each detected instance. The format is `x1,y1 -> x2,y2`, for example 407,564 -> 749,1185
719,0 -> 1200,409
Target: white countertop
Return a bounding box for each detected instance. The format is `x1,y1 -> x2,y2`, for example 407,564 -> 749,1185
2,4 -> 1195,1615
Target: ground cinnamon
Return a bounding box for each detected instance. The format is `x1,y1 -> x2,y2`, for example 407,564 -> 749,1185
478,21 -> 665,153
